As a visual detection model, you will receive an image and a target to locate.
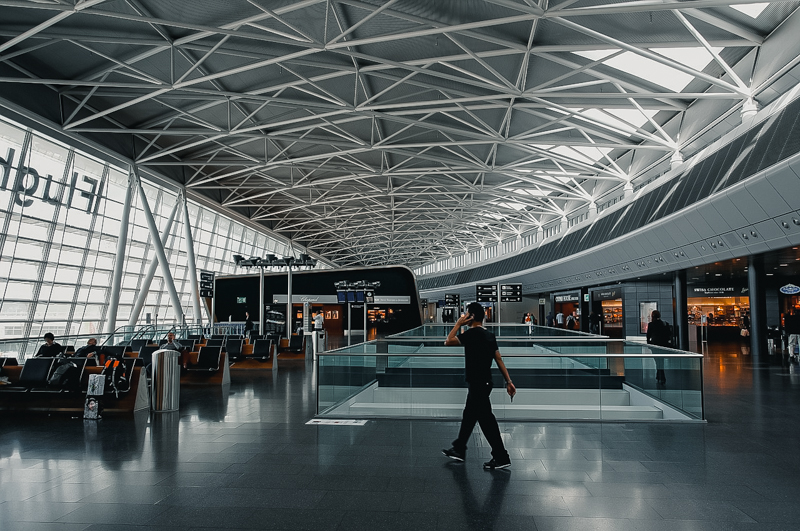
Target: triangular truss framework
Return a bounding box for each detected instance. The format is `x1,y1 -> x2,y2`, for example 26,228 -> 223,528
0,0 -> 796,267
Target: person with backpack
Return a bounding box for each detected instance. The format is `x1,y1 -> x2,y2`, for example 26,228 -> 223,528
565,311 -> 577,330
646,310 -> 671,385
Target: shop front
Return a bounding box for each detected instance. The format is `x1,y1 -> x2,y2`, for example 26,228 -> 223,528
687,285 -> 750,342
591,287 -> 624,339
552,290 -> 581,329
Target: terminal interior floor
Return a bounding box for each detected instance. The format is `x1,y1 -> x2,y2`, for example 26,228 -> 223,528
3,342 -> 800,530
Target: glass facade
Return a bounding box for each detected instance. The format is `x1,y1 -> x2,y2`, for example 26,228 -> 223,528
0,114 -> 319,341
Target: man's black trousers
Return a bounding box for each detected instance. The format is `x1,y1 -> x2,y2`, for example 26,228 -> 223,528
453,382 -> 509,461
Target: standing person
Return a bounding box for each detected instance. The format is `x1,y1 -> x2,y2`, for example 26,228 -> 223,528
442,302 -> 516,469
646,310 -> 670,385
313,310 -> 324,332
546,311 -> 555,328
244,311 -> 254,334
565,311 -> 577,330
589,311 -> 601,334
555,310 -> 564,328
785,309 -> 800,361
35,333 -> 63,357
523,312 -> 533,334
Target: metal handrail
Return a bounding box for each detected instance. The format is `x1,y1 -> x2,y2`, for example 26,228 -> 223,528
0,324 -> 211,362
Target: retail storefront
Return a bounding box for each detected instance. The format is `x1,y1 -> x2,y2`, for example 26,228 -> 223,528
591,287 -> 624,339
688,285 -> 750,342
552,290 -> 581,329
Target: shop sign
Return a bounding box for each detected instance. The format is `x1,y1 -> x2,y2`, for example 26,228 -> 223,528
780,284 -> 800,295
538,298 -> 546,305
691,286 -> 749,296
374,295 -> 410,304
274,294 -> 339,303
0,148 -> 103,212
554,291 -> 580,303
593,288 -> 621,301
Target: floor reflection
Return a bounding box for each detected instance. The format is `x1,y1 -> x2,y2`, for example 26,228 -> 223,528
445,461 -> 511,530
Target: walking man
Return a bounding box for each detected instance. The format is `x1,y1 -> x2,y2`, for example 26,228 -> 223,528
442,302 -> 516,469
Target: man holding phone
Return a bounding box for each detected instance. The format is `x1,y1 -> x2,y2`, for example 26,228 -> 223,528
442,302 -> 516,469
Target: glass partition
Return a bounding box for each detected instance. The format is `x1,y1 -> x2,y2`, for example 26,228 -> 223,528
389,323 -> 598,338
317,336 -> 704,422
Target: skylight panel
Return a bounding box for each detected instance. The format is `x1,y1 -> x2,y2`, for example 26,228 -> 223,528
573,145 -> 612,162
491,200 -> 527,211
551,145 -> 597,165
732,3 -> 768,18
574,50 -> 616,62
594,47 -> 719,92
577,108 -> 657,135
511,188 -> 550,197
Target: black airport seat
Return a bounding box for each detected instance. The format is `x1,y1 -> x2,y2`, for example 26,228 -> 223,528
250,339 -> 272,361
188,347 -> 221,372
187,334 -> 204,341
137,346 -> 159,367
226,339 -> 244,361
205,339 -> 225,349
129,339 -> 150,352
103,346 -> 126,359
16,358 -> 54,389
210,334 -> 225,340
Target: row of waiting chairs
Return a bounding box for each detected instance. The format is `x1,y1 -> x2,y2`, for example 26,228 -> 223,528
5,356 -> 135,394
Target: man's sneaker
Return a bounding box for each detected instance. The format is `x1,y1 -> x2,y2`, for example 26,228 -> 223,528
442,447 -> 465,462
483,458 -> 511,470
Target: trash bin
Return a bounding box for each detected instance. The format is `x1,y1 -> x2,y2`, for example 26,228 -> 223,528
312,330 -> 326,356
151,349 -> 180,412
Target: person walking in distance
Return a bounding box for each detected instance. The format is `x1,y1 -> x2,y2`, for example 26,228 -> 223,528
442,302 -> 516,469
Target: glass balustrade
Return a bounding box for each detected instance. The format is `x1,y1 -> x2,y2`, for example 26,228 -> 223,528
317,327 -> 704,422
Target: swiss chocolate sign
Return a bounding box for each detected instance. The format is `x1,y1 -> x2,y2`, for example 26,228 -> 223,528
691,286 -> 749,296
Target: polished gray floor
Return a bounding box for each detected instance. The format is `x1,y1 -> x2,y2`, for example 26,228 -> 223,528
2,342 -> 800,530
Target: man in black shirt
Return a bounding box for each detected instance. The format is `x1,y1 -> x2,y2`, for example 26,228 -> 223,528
35,332 -> 63,357
74,338 -> 99,358
442,302 -> 516,469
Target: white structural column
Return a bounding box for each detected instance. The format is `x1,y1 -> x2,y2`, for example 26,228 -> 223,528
286,264 -> 293,340
105,169 -> 135,334
134,168 -> 185,323
259,266 -> 265,334
182,195 -> 203,324
127,196 -> 182,326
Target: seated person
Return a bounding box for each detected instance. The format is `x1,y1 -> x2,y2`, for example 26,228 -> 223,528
35,332 -> 63,357
74,337 -> 99,358
161,332 -> 183,351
